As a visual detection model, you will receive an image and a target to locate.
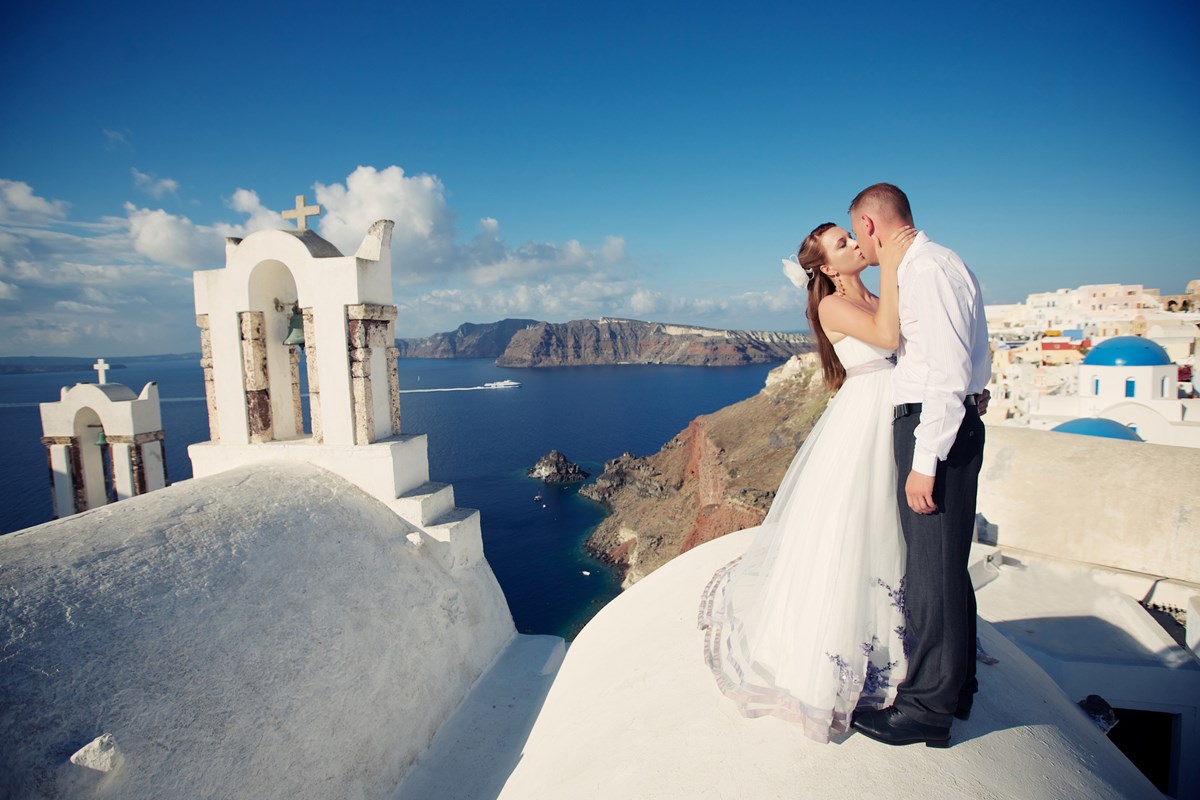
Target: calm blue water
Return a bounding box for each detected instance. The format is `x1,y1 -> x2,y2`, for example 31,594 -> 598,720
0,357 -> 774,638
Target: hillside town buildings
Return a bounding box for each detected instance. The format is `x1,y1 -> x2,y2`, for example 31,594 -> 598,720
985,279 -> 1200,449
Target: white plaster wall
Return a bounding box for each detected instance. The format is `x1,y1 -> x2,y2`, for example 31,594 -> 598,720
978,426 -> 1200,583
204,301 -> 253,444
0,463 -> 515,800
142,441 -> 166,491
1081,363 -> 1175,402
313,308 -> 354,444
189,436 -> 431,506
40,383 -> 161,439
370,345 -> 392,438
1097,401 -> 1200,447
129,383 -> 162,432
110,442 -> 136,500
47,444 -> 74,518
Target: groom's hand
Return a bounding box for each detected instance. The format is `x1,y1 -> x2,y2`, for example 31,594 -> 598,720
905,470 -> 937,514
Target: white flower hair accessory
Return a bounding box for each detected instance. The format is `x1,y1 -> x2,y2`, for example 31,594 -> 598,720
782,254 -> 812,290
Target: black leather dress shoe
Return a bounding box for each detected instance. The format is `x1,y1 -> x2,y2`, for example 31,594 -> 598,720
851,706 -> 951,748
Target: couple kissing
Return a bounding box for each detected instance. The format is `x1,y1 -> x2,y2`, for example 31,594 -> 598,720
699,183 -> 991,748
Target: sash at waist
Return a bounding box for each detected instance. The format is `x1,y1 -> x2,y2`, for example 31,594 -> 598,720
844,358 -> 895,379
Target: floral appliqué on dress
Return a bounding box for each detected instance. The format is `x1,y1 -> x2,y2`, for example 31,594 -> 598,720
825,577 -> 907,704
875,576 -> 914,659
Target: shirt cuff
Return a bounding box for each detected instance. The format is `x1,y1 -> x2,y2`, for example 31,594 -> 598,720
911,448 -> 938,477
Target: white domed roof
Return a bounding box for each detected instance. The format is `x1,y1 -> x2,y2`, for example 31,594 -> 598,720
0,463 -> 513,799
1083,337 -> 1171,367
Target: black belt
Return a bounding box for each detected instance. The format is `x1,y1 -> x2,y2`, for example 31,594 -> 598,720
894,394 -> 980,420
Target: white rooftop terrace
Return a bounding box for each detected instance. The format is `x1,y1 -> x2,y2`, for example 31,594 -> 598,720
399,427 -> 1198,799
398,529 -> 1158,799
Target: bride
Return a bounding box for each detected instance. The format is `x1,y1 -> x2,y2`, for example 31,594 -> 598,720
698,221 -> 914,743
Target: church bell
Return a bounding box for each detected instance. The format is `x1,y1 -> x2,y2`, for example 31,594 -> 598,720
283,304 -> 305,348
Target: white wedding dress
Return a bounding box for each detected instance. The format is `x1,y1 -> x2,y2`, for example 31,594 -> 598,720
698,336 -> 909,742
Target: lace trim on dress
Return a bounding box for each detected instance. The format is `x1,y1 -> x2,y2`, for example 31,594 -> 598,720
698,557 -> 900,743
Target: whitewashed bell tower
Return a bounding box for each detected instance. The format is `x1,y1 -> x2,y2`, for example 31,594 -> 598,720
39,359 -> 168,518
188,196 -> 483,571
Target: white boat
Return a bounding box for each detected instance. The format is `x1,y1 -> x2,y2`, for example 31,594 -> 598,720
484,380 -> 521,389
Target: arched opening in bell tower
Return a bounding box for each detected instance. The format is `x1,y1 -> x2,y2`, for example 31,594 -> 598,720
72,406 -> 112,510
247,259 -> 312,441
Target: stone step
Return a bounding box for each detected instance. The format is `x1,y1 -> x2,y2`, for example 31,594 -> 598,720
393,481 -> 455,527
420,507 -> 484,572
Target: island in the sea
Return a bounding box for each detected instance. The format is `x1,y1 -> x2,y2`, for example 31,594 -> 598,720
0,354 -> 197,375
396,318 -> 812,367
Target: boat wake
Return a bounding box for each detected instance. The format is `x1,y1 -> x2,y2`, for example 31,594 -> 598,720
402,382 -> 520,394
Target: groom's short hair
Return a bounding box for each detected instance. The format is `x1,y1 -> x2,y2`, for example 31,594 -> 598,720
849,183 -> 914,226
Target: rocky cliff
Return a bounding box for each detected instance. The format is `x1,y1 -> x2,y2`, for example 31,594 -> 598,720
396,319 -> 540,358
582,354 -> 832,587
497,318 -> 812,367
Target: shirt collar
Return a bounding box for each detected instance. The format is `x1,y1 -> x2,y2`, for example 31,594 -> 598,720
896,230 -> 929,278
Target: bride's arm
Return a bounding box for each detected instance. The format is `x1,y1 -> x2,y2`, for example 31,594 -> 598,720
816,227 -> 912,349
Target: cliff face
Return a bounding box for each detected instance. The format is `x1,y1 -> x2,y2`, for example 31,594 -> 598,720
496,318 -> 811,367
582,355 -> 831,587
396,319 -> 540,358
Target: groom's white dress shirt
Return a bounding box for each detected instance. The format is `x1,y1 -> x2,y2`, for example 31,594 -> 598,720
893,231 -> 991,476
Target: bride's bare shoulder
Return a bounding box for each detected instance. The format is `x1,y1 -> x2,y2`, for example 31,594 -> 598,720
817,295 -> 857,343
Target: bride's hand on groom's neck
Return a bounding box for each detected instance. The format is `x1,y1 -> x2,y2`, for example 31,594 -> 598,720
875,226 -> 916,274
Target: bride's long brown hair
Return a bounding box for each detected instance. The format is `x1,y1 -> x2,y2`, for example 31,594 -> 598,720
798,222 -> 846,391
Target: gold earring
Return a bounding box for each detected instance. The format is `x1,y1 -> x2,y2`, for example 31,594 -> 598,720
834,273 -> 846,297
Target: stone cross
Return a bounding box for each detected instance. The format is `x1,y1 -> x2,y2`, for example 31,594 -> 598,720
93,358 -> 110,384
282,194 -> 321,231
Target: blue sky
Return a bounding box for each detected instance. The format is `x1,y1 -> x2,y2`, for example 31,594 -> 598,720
1,0 -> 1197,355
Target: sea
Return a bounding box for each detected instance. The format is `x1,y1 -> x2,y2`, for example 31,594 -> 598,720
0,357 -> 776,639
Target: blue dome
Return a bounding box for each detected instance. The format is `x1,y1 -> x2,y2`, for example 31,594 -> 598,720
1083,336 -> 1170,367
1051,418 -> 1144,442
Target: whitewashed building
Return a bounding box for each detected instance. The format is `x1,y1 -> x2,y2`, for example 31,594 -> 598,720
1031,336 -> 1200,447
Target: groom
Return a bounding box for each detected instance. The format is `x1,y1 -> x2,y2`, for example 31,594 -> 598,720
847,184 -> 991,748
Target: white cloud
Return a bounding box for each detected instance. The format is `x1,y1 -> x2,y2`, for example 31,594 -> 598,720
599,235 -> 625,263
732,288 -> 803,314
467,240 -> 586,286
462,219 -> 628,287
309,167 -> 628,291
125,203 -> 223,269
102,129 -> 131,150
630,287 -> 661,315
0,180 -> 68,222
121,188 -> 296,271
315,165 -> 455,270
54,299 -> 112,313
394,276 -> 806,338
81,286 -> 147,305
223,188 -> 280,234
0,167 -> 801,355
131,168 -> 180,198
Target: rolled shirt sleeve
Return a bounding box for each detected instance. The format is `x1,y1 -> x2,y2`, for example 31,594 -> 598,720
909,261 -> 978,476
